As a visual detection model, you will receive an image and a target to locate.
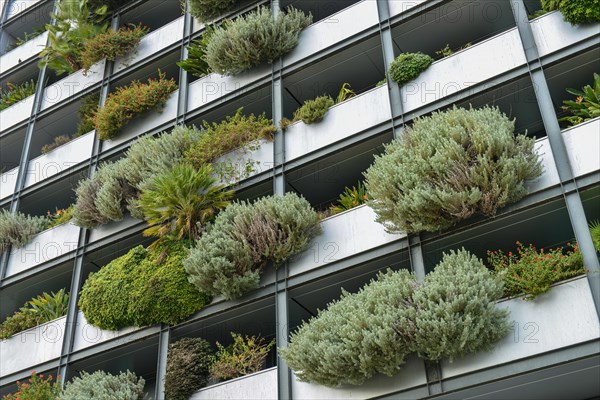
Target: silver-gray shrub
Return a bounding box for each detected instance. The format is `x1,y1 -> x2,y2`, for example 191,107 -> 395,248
205,7 -> 312,75
405,249 -> 510,362
184,193 -> 321,300
60,370 -> 145,400
188,0 -> 237,22
280,269 -> 417,387
0,209 -> 47,252
364,106 -> 542,233
72,125 -> 203,228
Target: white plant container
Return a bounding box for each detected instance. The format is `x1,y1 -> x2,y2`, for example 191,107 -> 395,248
531,11 -> 600,57
190,367 -> 277,400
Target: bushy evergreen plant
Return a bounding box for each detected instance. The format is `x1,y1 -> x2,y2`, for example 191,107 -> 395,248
541,0 -> 600,24
0,210 -> 47,252
388,52 -> 433,86
165,338 -> 213,400
60,370 -> 145,400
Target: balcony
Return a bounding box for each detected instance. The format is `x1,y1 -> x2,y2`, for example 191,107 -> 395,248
563,117 -> 600,181
531,11 -> 600,58
0,316 -> 66,378
40,60 -> 105,111
0,94 -> 34,132
0,31 -> 47,75
190,367 -> 278,400
214,139 -> 274,186
5,222 -> 79,278
0,167 -> 18,200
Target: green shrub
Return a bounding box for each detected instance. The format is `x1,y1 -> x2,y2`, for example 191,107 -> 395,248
560,73 -> 600,127
184,108 -> 276,180
139,163 -> 234,243
95,71 -> 177,140
3,372 -> 61,400
205,7 -> 312,75
590,220 -> 600,252
60,370 -> 145,400
0,210 -> 47,253
408,250 -> 509,361
0,289 -> 69,339
80,24 -> 148,71
177,26 -> 217,78
210,333 -> 275,381
280,269 -> 417,387
388,52 -> 433,86
75,93 -> 100,137
41,135 -> 72,154
364,106 -> 542,233
293,95 -> 334,124
165,338 -> 213,400
73,125 -> 202,228
45,206 -> 75,229
329,181 -> 368,215
78,243 -> 210,330
488,241 -> 586,300
185,193 -> 321,300
188,0 -> 237,22
541,0 -> 600,24
0,80 -> 36,111
9,28 -> 44,50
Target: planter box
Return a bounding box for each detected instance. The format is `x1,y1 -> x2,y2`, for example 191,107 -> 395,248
441,276 -> 600,379
24,131 -> 94,187
0,316 -> 66,377
40,61 -> 105,111
114,17 -> 185,73
291,356 -> 426,399
288,205 -> 405,277
88,215 -> 141,244
562,117 -> 600,179
101,89 -> 179,150
531,11 -> 600,58
190,367 -> 277,400
0,94 -> 34,132
187,66 -> 270,112
0,31 -> 47,74
4,0 -> 42,20
283,1 -> 379,67
284,85 -> 391,162
526,136 -> 560,194
0,166 -> 18,200
213,139 -> 274,186
72,311 -> 146,352
402,28 -> 526,112
5,222 -> 79,277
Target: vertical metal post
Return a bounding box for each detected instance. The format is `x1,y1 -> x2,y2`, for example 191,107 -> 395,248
155,326 -> 170,400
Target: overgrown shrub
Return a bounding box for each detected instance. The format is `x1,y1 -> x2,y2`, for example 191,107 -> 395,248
139,163 -> 233,243
541,0 -> 600,24
185,193 -> 321,299
205,7 -> 312,75
0,210 -> 47,253
488,241 -> 586,300
329,181 -> 368,215
210,333 -> 275,381
560,73 -> 600,127
78,242 -> 210,330
94,71 -> 177,140
280,269 -> 417,387
0,289 -> 69,339
177,26 -> 217,78
41,135 -> 72,154
75,93 -> 100,137
60,370 -> 145,400
388,52 -> 433,86
3,372 -> 61,400
165,338 -> 213,400
184,108 -> 276,180
293,95 -> 334,124
80,24 -> 148,71
364,106 -> 542,233
407,250 -> 509,361
188,0 -> 237,22
73,125 -> 202,228
0,80 -> 36,111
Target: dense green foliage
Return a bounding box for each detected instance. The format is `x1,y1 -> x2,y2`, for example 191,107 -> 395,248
165,338 -> 213,400
185,193 -> 321,300
0,80 -> 36,111
408,250 -> 510,361
292,95 -> 334,124
488,241 -> 586,300
76,93 -> 101,136
590,220 -> 600,252
560,73 -> 600,127
210,333 -> 275,381
329,181 -> 368,215
177,26 -> 217,78
541,0 -> 600,24
80,24 -> 148,71
60,371 -> 145,400
205,7 -> 312,75
0,289 -> 69,340
73,125 -> 202,228
388,52 -> 433,86
0,210 -> 47,253
188,0 -> 237,22
3,372 -> 61,400
78,243 -> 210,330
281,269 -> 417,386
95,71 -> 177,140
139,163 -> 234,243
364,106 -> 542,233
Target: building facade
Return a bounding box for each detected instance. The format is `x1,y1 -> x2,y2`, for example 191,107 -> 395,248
0,0 -> 599,398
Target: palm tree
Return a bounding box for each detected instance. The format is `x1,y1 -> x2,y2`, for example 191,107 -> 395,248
139,163 -> 234,244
